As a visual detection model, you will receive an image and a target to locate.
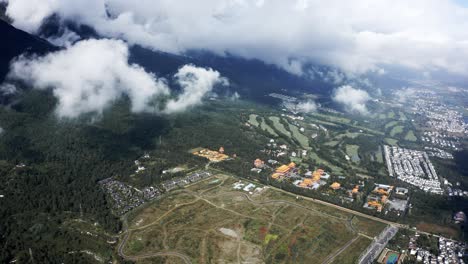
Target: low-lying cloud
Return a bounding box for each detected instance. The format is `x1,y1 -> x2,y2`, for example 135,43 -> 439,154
4,0 -> 468,77
332,85 -> 371,114
296,100 -> 318,113
164,65 -> 228,113
0,83 -> 17,95
7,39 -> 225,118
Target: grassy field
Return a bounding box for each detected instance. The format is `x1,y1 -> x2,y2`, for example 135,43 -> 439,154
269,116 -> 291,136
398,111 -> 407,121
324,141 -> 340,147
248,114 -> 260,127
331,235 -> 370,264
375,147 -> 384,163
260,117 -> 278,136
334,132 -> 370,140
122,174 -> 383,263
384,138 -> 399,146
345,144 -> 360,163
389,125 -> 404,137
404,130 -> 417,141
287,123 -> 310,148
308,112 -> 351,124
384,121 -> 399,129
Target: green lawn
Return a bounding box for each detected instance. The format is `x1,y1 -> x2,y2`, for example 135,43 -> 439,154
384,121 -> 399,129
288,123 -> 309,148
260,117 -> 278,136
269,116 -> 291,137
345,145 -> 360,163
389,125 -> 404,137
404,130 -> 417,141
384,138 -> 398,146
248,114 -> 259,127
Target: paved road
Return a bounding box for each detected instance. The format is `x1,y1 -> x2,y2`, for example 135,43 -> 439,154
322,235 -> 361,264
358,226 -> 399,264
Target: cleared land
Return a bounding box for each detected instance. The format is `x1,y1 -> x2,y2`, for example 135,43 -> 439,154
121,174 -> 384,263
330,235 -> 370,264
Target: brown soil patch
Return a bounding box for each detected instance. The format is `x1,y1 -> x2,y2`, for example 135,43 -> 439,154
416,222 -> 459,239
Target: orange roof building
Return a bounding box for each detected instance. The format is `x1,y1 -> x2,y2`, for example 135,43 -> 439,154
368,201 -> 383,212
352,185 -> 359,194
271,173 -> 282,179
381,195 -> 388,204
330,182 -> 341,190
288,162 -> 296,168
254,158 -> 264,168
374,188 -> 389,196
276,165 -> 291,174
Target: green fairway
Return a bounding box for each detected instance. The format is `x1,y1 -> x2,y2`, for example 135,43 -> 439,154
288,123 -> 310,148
384,138 -> 398,146
389,125 -> 404,137
260,117 -> 278,136
269,116 -> 291,136
404,130 -> 417,141
346,145 -> 360,162
248,114 -> 259,127
385,121 -> 399,129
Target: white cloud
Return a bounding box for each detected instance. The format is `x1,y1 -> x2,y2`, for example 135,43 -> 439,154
4,0 -> 468,77
6,39 -> 225,118
46,28 -> 81,47
164,65 -> 228,113
230,91 -> 240,101
0,83 -> 17,95
296,100 -> 317,113
332,85 -> 371,114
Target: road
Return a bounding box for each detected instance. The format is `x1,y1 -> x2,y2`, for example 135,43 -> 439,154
358,226 -> 399,264
117,230 -> 192,264
322,235 -> 361,264
208,169 -> 439,237
117,170 -> 437,263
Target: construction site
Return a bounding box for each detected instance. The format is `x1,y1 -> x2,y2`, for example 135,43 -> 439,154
121,174 -> 387,263
192,147 -> 229,162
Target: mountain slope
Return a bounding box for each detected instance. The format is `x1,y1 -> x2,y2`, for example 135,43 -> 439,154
0,20 -> 56,82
